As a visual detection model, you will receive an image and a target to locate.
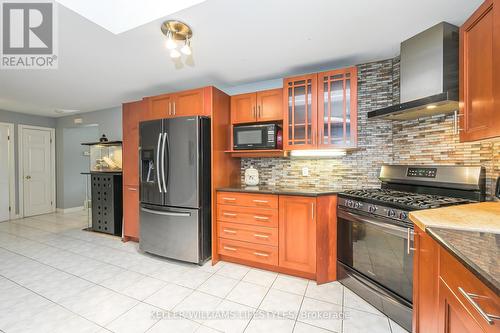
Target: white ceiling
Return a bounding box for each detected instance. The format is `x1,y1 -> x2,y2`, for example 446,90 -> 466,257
0,0 -> 482,117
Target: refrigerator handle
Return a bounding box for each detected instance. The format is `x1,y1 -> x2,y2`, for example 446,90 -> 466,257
161,132 -> 168,193
164,132 -> 170,191
156,133 -> 163,193
141,207 -> 191,217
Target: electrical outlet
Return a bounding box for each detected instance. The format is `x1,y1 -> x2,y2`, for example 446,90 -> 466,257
302,167 -> 309,176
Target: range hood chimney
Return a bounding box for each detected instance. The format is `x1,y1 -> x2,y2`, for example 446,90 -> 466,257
368,22 -> 459,120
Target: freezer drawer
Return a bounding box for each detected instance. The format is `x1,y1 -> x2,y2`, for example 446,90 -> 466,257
140,204 -> 201,263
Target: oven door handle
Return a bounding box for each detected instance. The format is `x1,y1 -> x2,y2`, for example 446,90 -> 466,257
338,210 -> 408,236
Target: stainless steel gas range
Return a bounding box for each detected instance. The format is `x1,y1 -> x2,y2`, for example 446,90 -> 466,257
337,165 -> 485,332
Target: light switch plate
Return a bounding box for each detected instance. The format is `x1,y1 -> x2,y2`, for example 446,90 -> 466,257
302,167 -> 309,176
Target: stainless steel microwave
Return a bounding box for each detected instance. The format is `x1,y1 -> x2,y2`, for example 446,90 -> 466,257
233,124 -> 282,150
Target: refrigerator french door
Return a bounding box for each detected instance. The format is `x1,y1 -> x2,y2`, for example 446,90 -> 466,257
139,116 -> 211,264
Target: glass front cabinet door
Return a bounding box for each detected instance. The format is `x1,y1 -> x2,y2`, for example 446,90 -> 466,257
284,68 -> 357,150
283,74 -> 318,150
317,67 -> 358,148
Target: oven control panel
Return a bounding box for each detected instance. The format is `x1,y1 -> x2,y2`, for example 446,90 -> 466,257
407,167 -> 437,178
338,197 -> 412,225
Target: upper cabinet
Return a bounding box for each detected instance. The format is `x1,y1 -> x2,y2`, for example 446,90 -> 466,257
283,74 -> 318,149
284,69 -> 358,150
231,88 -> 283,124
148,87 -> 206,120
460,0 -> 500,142
317,67 -> 358,148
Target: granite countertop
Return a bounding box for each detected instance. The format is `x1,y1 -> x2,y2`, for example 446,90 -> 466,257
427,227 -> 499,295
409,202 -> 500,295
409,202 -> 500,234
217,185 -> 341,197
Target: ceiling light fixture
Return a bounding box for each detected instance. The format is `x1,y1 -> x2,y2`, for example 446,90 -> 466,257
161,20 -> 193,59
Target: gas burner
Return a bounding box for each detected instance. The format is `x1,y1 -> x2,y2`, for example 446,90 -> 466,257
340,189 -> 472,210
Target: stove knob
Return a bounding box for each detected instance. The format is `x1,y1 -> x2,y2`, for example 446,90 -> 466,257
368,205 -> 377,213
346,200 -> 353,208
387,209 -> 396,218
399,212 -> 408,220
354,202 -> 362,209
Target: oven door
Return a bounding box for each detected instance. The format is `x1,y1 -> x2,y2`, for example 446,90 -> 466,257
337,208 -> 414,303
233,125 -> 274,150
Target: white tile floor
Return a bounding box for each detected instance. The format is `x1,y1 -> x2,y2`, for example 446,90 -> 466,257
0,211 -> 409,333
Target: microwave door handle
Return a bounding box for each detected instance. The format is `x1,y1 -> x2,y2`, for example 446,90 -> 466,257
161,132 -> 168,193
156,133 -> 163,193
338,210 -> 407,237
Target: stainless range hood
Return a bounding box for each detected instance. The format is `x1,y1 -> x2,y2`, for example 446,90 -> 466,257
368,22 -> 459,120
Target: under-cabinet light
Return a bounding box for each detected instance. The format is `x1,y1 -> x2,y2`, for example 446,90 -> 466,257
290,149 -> 347,158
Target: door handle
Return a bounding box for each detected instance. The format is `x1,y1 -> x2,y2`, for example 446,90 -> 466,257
252,199 -> 269,204
407,228 -> 416,254
25,175 -> 31,180
168,102 -> 171,116
141,207 -> 191,217
156,133 -> 163,193
173,102 -> 176,116
458,287 -> 500,324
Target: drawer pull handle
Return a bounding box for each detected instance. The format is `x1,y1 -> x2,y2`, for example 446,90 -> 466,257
253,251 -> 269,257
254,234 -> 269,239
254,216 -> 269,220
223,246 -> 237,251
223,213 -> 237,217
223,229 -> 237,234
253,199 -> 269,203
458,287 -> 500,324
222,197 -> 236,201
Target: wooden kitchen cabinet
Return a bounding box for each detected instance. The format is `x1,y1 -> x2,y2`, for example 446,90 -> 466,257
278,195 -> 316,274
148,87 -> 206,119
460,0 -> 500,142
283,74 -> 318,149
123,185 -> 139,240
215,191 -> 337,282
413,226 -> 440,333
122,100 -> 146,186
317,67 -> 358,148
231,88 -> 283,124
174,88 -> 206,117
438,278 -> 486,333
413,225 -> 500,333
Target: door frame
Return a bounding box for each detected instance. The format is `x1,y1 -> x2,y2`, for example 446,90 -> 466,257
18,125 -> 56,217
0,122 -> 16,220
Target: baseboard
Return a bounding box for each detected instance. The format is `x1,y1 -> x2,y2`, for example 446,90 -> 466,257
56,206 -> 84,214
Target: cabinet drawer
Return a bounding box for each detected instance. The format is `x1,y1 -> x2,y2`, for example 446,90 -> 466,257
217,192 -> 278,209
440,248 -> 500,332
218,222 -> 278,246
217,204 -> 278,227
218,238 -> 278,266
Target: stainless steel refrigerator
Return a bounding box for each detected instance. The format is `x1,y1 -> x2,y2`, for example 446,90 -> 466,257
139,116 -> 211,264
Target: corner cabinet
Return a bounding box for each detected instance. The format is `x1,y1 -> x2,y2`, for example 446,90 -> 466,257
284,67 -> 358,150
460,0 -> 500,142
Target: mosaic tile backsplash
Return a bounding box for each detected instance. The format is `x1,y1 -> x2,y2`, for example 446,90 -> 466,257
241,57 -> 500,200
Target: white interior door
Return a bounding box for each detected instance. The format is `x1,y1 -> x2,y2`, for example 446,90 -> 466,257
0,125 -> 10,221
22,128 -> 53,217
